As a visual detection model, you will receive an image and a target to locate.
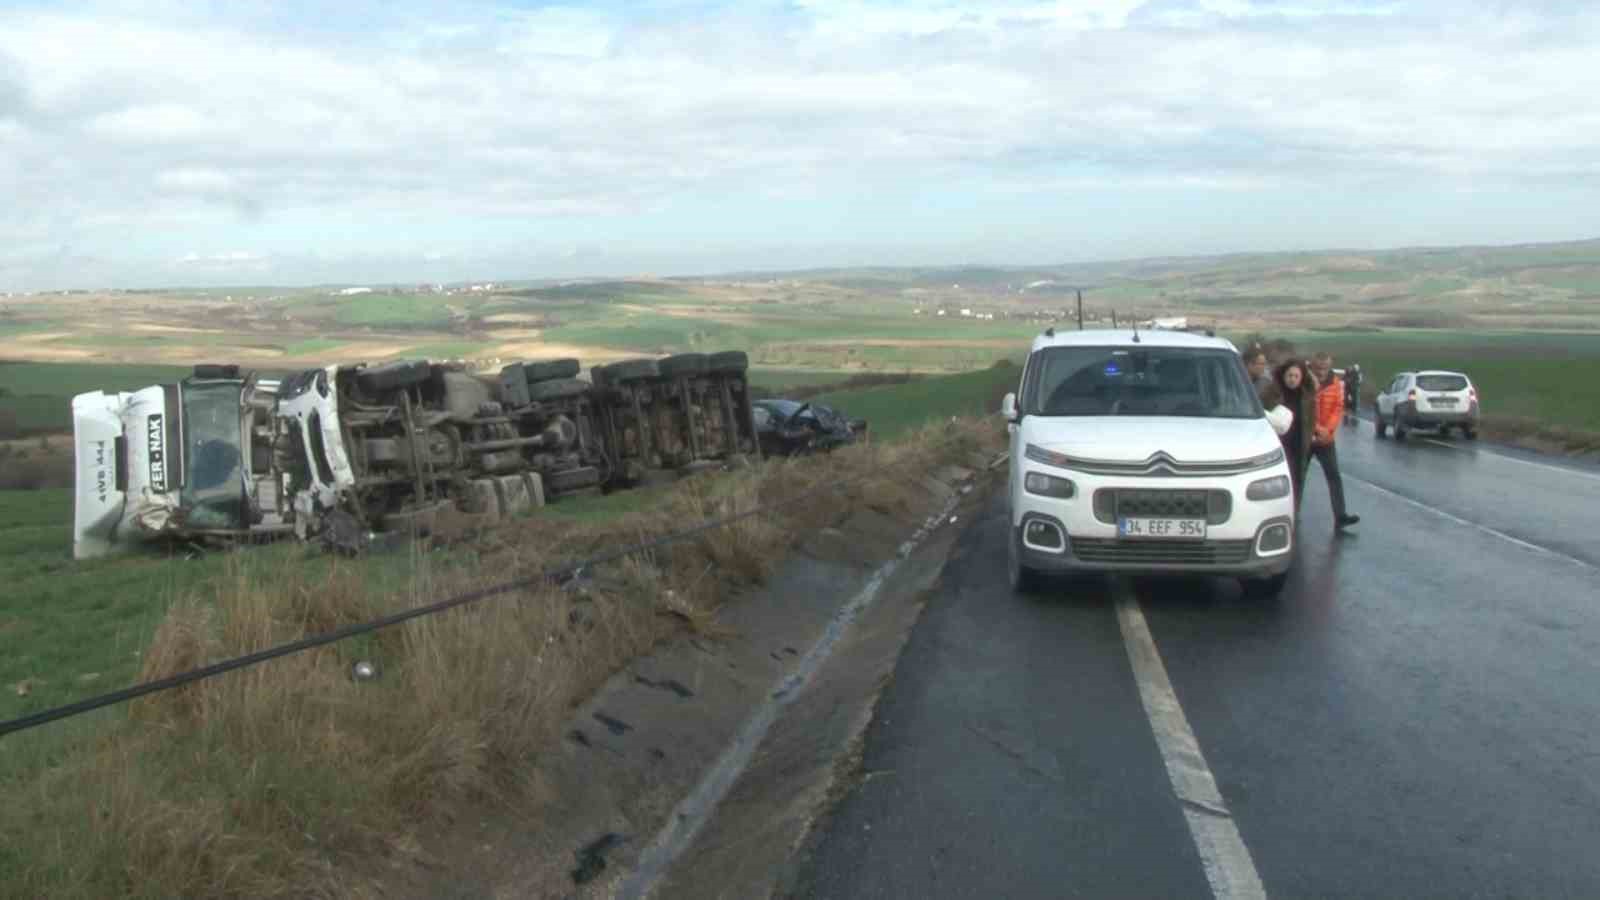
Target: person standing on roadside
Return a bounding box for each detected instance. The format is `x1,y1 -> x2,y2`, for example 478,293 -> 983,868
1309,352 -> 1360,530
1344,363 -> 1363,424
1273,360 -> 1315,510
1246,347 -> 1273,398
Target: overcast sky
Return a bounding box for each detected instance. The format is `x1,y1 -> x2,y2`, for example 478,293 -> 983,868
2,0 -> 1598,290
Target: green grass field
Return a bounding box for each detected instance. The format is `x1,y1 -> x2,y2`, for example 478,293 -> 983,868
815,363 -> 1019,441
331,292 -> 460,327
0,361 -> 192,435
1274,330 -> 1600,432
0,490 -> 228,720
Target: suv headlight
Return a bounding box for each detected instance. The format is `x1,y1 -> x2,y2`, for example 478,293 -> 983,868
1024,471 -> 1075,498
1246,475 -> 1291,501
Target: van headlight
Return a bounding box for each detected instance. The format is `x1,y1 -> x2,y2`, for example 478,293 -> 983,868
1246,475 -> 1291,501
1024,471 -> 1075,498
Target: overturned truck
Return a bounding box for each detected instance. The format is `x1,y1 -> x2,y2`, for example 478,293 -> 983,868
71,351 -> 760,559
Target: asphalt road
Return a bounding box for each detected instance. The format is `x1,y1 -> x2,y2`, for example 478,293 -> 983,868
789,422 -> 1600,899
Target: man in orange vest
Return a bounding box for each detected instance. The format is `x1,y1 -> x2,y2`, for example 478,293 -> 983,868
1309,352 -> 1359,531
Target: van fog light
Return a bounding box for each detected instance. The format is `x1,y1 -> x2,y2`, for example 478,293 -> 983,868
1247,475 -> 1291,501
1024,519 -> 1064,551
1256,523 -> 1291,554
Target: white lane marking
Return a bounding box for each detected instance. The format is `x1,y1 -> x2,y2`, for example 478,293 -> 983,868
1346,475 -> 1595,572
1420,438 -> 1600,483
1116,594 -> 1267,900
614,491 -> 963,900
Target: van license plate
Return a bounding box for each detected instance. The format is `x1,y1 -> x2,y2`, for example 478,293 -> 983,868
1119,517 -> 1207,539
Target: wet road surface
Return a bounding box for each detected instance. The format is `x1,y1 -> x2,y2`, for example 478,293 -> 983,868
789,425 -> 1600,899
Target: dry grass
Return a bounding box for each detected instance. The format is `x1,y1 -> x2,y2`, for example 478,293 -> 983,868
0,416 -> 1001,899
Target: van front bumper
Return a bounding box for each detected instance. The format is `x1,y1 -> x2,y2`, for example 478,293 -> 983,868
1015,513 -> 1294,578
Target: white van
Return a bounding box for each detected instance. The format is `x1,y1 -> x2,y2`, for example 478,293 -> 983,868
1002,329 -> 1296,597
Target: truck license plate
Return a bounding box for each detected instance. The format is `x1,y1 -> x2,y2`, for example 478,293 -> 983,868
1118,517 -> 1207,539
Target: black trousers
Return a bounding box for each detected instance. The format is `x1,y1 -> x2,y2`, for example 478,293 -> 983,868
1309,441 -> 1349,520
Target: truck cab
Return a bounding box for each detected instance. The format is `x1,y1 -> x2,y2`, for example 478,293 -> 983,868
72,365 -> 286,559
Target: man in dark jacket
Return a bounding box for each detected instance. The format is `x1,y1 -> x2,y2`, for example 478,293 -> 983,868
1246,348 -> 1272,397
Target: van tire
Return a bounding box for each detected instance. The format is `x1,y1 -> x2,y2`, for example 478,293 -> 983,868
1007,532 -> 1041,594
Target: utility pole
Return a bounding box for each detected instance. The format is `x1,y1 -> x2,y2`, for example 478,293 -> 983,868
1076,290 -> 1084,330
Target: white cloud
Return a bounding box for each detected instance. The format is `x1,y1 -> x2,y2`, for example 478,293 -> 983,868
0,1 -> 1598,288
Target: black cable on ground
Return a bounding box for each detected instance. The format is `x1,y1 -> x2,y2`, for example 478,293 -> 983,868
0,428 -> 992,740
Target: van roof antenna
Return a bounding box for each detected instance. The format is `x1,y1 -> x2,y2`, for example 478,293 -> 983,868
1044,326 -> 1055,338
1131,318 -> 1141,344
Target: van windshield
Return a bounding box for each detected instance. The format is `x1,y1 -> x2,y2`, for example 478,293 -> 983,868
1023,346 -> 1260,419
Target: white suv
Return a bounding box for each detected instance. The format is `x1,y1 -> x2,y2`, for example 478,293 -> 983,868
1002,329 -> 1296,597
1374,370 -> 1479,440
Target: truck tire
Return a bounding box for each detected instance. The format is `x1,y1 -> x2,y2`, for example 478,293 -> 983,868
658,353 -> 709,379
192,363 -> 241,380
707,350 -> 749,374
528,377 -> 591,402
602,358 -> 660,384
356,359 -> 430,394
522,358 -> 581,383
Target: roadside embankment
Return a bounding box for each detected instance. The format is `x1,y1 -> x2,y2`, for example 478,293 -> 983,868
0,416 -> 1002,900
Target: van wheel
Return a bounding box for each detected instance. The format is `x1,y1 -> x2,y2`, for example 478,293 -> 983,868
1007,533 -> 1041,594
1394,420 -> 1408,442
1374,414 -> 1387,438
1241,571 -> 1289,599
1463,428 -> 1478,441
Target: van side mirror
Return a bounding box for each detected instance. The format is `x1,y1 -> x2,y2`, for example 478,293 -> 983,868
1001,392 -> 1019,422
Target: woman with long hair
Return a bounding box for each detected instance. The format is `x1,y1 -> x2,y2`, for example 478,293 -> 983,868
1274,359 -> 1316,510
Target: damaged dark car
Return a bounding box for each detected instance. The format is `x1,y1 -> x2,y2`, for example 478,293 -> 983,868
752,399 -> 867,457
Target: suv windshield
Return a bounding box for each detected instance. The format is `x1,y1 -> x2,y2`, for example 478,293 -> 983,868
1023,346 -> 1260,418
1417,374 -> 1469,391
179,380 -> 246,529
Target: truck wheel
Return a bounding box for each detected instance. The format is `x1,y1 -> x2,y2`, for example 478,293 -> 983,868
528,378 -> 591,402
522,358 -> 581,383
659,353 -> 709,379
603,358 -> 660,383
357,359 -> 430,394
707,350 -> 749,374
